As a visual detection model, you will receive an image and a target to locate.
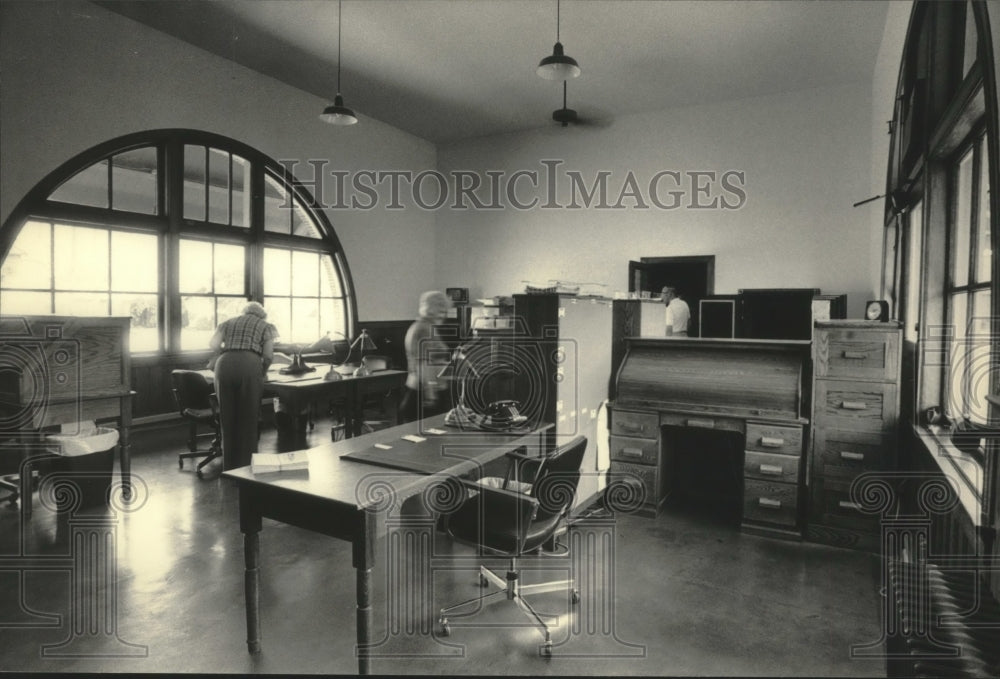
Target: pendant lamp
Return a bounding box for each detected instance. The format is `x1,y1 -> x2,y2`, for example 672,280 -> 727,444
536,0 -> 580,81
320,0 -> 358,125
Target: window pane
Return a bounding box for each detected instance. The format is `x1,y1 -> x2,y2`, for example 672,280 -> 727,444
232,155 -> 250,228
320,299 -> 347,338
962,1 -> 978,77
0,290 -> 50,315
54,292 -> 108,316
54,225 -> 109,291
263,248 -> 291,296
49,159 -> 109,208
946,293 -> 969,419
111,147 -> 158,215
183,144 -> 207,221
216,296 -> 245,325
975,137 -> 991,282
903,201 -> 923,344
180,295 -> 215,351
111,293 -> 158,352
264,175 -> 291,234
291,250 -> 319,296
966,292 -> 991,424
208,149 -> 231,225
291,297 -> 319,344
291,195 -> 322,238
111,231 -> 157,292
214,243 -> 244,295
264,297 -> 290,344
0,221 -> 51,290
321,255 -> 343,298
179,239 -> 212,293
951,149 -> 973,287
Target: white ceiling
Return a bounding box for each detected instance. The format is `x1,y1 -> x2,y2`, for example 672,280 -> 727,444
96,0 -> 891,144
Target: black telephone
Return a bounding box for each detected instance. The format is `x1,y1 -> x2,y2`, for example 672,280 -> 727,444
482,400 -> 527,429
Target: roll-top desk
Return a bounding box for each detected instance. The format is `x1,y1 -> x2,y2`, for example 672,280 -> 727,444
610,337 -> 811,539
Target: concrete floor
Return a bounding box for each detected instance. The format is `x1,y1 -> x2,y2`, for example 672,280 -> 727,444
0,418 -> 887,676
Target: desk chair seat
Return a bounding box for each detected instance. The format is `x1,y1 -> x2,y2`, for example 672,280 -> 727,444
438,436 -> 587,656
171,370 -> 221,478
356,355 -> 394,434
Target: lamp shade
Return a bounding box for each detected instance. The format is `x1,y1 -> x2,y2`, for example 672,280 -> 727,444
536,42 -> 580,81
320,94 -> 358,125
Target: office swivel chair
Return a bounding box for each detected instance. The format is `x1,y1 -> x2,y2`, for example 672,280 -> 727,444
170,370 -> 221,477
356,354 -> 394,434
438,435 -> 587,656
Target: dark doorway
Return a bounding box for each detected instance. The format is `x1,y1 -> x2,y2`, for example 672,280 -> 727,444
628,256 -> 714,338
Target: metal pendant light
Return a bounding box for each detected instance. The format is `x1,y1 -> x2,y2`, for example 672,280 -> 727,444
536,0 -> 580,81
320,0 -> 358,125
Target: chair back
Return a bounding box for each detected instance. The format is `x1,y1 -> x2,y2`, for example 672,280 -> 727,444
361,354 -> 390,372
170,369 -> 214,416
529,436 -> 587,523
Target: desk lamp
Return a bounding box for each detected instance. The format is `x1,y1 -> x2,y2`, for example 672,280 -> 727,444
439,345 -> 482,428
277,343 -> 317,375
331,329 -> 377,377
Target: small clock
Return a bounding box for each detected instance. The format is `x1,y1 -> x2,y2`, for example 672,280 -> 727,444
865,300 -> 889,322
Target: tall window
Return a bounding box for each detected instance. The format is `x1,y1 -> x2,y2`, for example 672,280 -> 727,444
0,130 -> 355,354
946,133 -> 991,423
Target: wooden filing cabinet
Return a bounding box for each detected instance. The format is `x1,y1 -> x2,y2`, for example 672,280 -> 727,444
808,320 -> 901,550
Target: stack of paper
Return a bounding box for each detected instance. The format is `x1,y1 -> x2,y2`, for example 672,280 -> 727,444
251,450 -> 310,474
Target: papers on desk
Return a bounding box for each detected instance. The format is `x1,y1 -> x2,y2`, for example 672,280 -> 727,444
251,450 -> 310,474
402,434 -> 426,443
425,428 -> 447,435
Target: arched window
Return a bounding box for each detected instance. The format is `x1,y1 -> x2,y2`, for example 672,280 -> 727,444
0,130 -> 356,354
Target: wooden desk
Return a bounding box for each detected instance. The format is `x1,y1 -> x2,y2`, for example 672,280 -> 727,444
222,415 -> 549,674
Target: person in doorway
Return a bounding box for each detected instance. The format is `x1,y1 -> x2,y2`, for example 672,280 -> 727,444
662,286 -> 690,336
399,291 -> 452,423
208,301 -> 278,471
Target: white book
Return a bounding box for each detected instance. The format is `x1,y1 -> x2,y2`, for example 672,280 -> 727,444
251,450 -> 310,474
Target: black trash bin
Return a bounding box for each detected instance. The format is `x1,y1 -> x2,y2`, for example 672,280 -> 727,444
46,428 -> 118,512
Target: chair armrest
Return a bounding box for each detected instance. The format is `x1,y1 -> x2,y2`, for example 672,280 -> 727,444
442,478 -> 540,552
502,447 -> 544,488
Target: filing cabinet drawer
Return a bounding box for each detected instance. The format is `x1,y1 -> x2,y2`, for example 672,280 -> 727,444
743,479 -> 798,527
813,428 -> 891,479
815,484 -> 884,532
610,409 -> 658,438
814,379 -> 897,432
609,435 -> 658,466
609,460 -> 664,510
658,411 -> 744,434
814,327 -> 900,381
745,422 -> 802,456
744,451 -> 799,484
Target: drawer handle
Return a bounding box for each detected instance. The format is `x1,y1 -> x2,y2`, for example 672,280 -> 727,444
620,447 -> 644,458
760,436 -> 785,448
757,497 -> 782,509
759,464 -> 784,476
842,351 -> 868,360
838,500 -> 862,511
839,451 -> 865,461
841,401 -> 868,410
687,418 -> 715,428
618,423 -> 645,435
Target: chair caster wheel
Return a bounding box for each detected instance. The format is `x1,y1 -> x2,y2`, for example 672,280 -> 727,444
439,619 -> 450,637
571,589 -> 580,604
479,575 -> 490,588
542,642 -> 552,657
178,459 -> 183,469
196,470 -> 203,479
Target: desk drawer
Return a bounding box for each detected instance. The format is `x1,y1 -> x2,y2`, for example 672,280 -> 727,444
743,479 -> 798,527
815,327 -> 899,381
609,435 -> 658,466
744,451 -> 799,483
745,422 -> 802,456
813,428 -> 892,478
609,460 -> 664,509
658,412 -> 744,434
815,483 -> 883,532
611,409 -> 658,438
814,380 -> 897,432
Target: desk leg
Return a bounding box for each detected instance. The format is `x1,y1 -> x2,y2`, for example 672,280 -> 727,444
356,566 -> 372,674
244,530 -> 262,654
